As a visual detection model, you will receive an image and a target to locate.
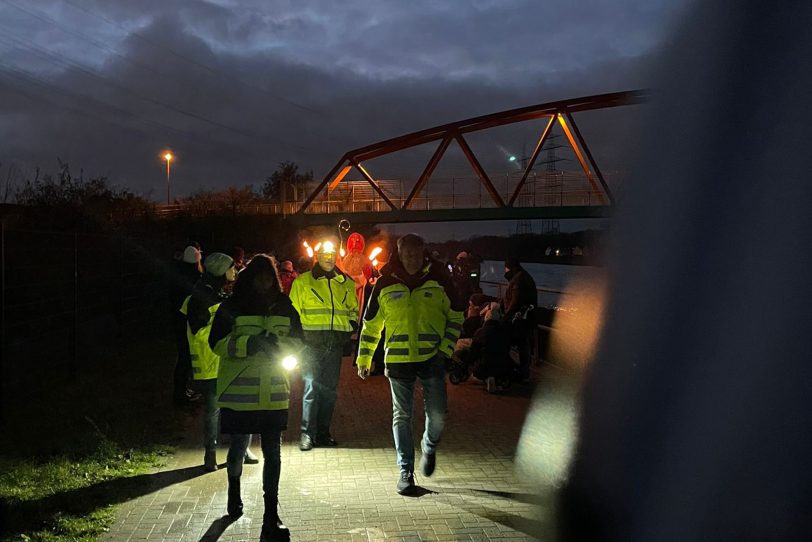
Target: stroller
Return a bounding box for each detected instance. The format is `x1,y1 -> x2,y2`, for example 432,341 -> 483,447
447,338 -> 474,385
447,302 -> 534,391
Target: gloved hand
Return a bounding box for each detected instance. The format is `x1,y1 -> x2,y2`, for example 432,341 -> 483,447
246,333 -> 278,356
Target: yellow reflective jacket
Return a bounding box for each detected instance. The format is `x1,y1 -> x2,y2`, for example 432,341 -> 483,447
180,295 -> 221,380
289,266 -> 358,332
357,258 -> 465,369
209,296 -> 304,412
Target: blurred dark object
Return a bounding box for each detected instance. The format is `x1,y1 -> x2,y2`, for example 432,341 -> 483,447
560,2 -> 812,540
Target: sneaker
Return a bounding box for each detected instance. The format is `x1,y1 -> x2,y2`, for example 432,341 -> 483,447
244,448 -> 259,464
299,434 -> 314,451
420,452 -> 436,477
204,449 -> 218,472
396,471 -> 415,495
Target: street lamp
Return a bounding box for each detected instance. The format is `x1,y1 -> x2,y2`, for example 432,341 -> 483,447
163,152 -> 173,204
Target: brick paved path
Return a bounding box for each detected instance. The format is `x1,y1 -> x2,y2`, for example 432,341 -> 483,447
103,359 -> 570,541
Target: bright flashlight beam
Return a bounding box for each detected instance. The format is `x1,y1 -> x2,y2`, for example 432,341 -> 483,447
281,355 -> 298,371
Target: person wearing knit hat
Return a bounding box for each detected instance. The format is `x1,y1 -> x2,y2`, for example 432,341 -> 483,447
172,243 -> 203,406
182,251 -> 260,470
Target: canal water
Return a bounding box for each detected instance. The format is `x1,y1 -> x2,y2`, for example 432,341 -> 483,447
479,260 -> 604,309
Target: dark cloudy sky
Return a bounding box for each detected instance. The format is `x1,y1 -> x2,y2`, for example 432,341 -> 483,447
0,0 -> 690,227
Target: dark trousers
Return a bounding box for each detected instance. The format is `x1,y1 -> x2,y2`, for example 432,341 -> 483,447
194,378 -> 219,451
173,313 -> 192,400
227,433 -> 281,499
510,320 -> 532,378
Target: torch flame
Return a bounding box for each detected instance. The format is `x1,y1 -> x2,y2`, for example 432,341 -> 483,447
368,247 -> 383,261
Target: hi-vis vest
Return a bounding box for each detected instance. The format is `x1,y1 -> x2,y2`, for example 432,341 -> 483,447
357,269 -> 463,369
289,270 -> 358,332
180,296 -> 221,380
212,313 -> 302,411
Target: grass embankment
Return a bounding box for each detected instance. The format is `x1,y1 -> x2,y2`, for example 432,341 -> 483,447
0,331 -> 190,542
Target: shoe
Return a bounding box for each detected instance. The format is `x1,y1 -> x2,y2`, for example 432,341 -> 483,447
299,434 -> 314,451
204,449 -> 218,472
420,452 -> 436,477
260,497 -> 290,541
316,435 -> 338,447
244,448 -> 260,464
227,476 -> 243,518
396,471 -> 415,495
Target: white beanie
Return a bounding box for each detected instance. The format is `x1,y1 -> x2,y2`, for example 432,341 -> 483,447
182,245 -> 201,264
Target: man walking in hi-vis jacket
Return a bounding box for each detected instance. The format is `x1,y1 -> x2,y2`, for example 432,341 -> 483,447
356,234 -> 465,494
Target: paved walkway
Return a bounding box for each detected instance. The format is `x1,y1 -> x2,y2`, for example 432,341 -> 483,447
104,360 -> 570,541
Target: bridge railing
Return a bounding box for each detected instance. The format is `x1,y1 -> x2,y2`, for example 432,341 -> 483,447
154,171 -> 614,217
301,171 -> 611,214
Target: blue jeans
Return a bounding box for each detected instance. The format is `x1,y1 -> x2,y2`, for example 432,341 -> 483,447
387,356 -> 448,473
226,432 -> 281,499
301,332 -> 346,439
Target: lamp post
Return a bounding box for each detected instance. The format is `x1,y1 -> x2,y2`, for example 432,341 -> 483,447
163,152 -> 173,205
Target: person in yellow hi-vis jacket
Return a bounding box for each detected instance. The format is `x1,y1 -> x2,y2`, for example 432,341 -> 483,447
356,234 -> 465,495
209,255 -> 303,541
180,252 -> 238,472
289,237 -> 358,451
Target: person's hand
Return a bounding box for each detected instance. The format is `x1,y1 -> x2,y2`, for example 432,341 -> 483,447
247,333 -> 278,356
357,365 -> 370,379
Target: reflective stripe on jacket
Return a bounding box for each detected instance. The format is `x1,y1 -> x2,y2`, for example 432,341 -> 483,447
289,269 -> 358,332
181,295 -> 221,380
212,313 -> 302,411
357,259 -> 464,369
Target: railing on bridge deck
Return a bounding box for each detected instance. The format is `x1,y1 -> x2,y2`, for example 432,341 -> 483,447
304,171 -> 609,215
153,170 -> 612,218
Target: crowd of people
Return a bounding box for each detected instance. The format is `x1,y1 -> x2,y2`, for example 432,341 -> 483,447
167,234 -> 537,541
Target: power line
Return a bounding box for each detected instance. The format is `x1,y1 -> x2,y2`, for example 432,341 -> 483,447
0,58 -> 292,173
58,0 -> 325,116
1,0 -> 324,137
0,29 -> 310,152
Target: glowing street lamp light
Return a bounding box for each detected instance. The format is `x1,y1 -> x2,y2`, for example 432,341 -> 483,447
163,151 -> 174,204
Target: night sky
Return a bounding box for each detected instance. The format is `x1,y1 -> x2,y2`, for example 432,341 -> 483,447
0,0 -> 690,238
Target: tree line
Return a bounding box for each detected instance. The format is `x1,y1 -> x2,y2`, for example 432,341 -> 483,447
0,159 -> 313,232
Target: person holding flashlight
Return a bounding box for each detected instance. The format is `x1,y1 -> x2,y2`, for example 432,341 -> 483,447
289,236 -> 359,451
209,254 -> 303,542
